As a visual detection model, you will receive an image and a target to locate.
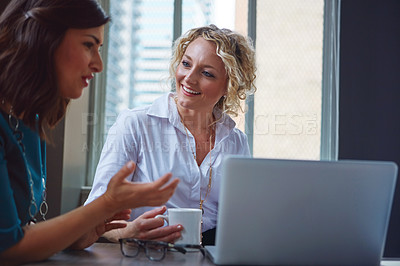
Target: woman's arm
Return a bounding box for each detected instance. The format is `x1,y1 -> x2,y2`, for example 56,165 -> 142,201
85,110 -> 139,205
101,206 -> 183,243
0,161 -> 179,265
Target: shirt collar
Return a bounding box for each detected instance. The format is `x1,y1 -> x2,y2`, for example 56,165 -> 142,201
146,92 -> 237,139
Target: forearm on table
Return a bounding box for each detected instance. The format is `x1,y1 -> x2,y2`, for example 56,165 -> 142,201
103,224 -> 128,242
0,195 -> 115,265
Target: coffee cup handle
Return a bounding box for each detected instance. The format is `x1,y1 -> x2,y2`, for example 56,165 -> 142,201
155,214 -> 169,224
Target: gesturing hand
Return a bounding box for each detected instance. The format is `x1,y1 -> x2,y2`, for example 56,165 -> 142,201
102,161 -> 180,212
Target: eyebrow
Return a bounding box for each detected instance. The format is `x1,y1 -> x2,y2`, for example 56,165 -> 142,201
183,54 -> 218,70
85,34 -> 101,45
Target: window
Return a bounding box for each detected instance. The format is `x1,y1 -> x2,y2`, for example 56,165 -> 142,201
84,0 -> 340,185
253,0 -> 324,159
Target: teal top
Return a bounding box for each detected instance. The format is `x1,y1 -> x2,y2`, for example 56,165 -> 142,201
0,110 -> 46,253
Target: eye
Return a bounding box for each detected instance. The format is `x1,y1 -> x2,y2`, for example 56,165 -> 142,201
181,60 -> 190,67
83,42 -> 94,49
203,71 -> 215,78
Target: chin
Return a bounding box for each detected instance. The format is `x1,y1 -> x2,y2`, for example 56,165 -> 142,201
63,91 -> 83,100
177,99 -> 195,111
73,91 -> 84,99
60,84 -> 85,99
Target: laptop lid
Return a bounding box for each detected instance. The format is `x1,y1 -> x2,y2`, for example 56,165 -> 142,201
207,157 -> 397,265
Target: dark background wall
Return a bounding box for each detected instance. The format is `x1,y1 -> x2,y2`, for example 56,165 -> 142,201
339,0 -> 400,257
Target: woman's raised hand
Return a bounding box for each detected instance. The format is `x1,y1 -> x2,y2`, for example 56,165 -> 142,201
102,161 -> 180,212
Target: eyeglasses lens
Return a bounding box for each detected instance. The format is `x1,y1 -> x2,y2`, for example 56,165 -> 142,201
145,243 -> 166,261
122,241 -> 140,257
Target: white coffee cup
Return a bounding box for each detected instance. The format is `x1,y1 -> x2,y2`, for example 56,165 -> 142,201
156,208 -> 202,245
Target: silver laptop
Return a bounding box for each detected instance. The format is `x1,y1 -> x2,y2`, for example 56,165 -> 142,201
205,157 -> 397,265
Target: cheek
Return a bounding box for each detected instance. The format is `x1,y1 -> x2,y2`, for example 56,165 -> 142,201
210,82 -> 227,98
68,53 -> 87,69
175,66 -> 184,82
61,44 -> 88,70
55,58 -> 68,88
56,55 -> 76,84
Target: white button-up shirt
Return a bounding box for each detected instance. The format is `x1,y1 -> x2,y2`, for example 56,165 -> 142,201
85,93 -> 250,231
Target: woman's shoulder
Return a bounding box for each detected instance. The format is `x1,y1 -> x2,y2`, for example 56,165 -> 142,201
216,113 -> 248,144
108,107 -> 149,135
230,126 -> 248,142
0,111 -> 17,145
217,112 -> 244,135
116,93 -> 171,121
112,101 -> 169,134
118,106 -> 149,119
0,110 -> 9,130
0,114 -> 7,148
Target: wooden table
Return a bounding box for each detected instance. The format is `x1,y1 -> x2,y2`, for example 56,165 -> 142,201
21,242 -> 400,265
24,242 -> 214,265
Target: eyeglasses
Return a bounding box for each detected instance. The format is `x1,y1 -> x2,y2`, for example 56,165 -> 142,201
175,244 -> 206,257
119,238 -> 188,261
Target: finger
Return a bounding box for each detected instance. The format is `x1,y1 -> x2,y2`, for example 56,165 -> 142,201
119,209 -> 132,215
156,231 -> 182,243
142,219 -> 165,232
110,209 -> 131,221
153,178 -> 179,205
140,206 -> 167,219
145,225 -> 183,241
110,161 -> 136,184
159,178 -> 180,193
135,215 -> 165,231
109,213 -> 130,222
152,173 -> 173,188
105,222 -> 128,232
104,211 -> 130,223
145,183 -> 179,207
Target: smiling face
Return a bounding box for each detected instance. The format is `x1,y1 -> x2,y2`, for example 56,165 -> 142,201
54,26 -> 104,99
175,37 -> 228,115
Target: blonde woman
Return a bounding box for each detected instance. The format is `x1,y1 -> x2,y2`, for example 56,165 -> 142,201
86,24 -> 257,246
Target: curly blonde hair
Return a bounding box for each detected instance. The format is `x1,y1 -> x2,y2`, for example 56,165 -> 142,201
169,24 -> 257,117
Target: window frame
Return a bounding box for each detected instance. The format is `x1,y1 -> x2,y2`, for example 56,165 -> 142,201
320,0 -> 341,160
81,0 -> 341,187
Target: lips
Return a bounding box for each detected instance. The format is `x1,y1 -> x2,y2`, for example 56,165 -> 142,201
82,74 -> 94,87
181,85 -> 201,95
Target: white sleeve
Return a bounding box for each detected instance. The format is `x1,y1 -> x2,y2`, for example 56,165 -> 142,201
84,110 -> 139,205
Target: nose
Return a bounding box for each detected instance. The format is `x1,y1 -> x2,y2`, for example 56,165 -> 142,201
184,69 -> 198,85
90,51 -> 103,73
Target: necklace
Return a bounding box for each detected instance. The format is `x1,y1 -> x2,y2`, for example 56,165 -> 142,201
180,118 -> 214,244
180,119 -> 214,210
2,100 -> 48,222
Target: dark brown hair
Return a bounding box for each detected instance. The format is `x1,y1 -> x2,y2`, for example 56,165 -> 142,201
0,0 -> 110,138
